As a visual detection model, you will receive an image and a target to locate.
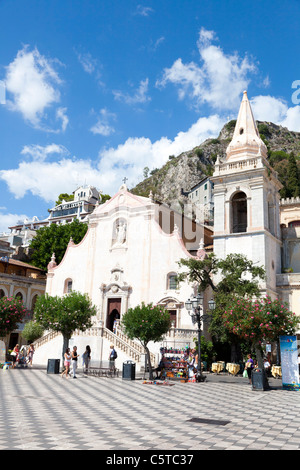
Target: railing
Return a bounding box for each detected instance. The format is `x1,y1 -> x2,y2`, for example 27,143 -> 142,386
214,156 -> 278,180
33,330 -> 60,349
33,325 -> 156,364
164,328 -> 196,341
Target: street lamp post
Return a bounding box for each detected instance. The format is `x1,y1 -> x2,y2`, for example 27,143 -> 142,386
185,293 -> 216,383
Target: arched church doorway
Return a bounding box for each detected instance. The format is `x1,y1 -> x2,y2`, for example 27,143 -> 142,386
106,298 -> 121,331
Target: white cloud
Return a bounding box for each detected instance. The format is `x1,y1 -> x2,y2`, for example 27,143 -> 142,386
251,95 -> 300,132
250,95 -> 288,123
157,27 -> 257,112
153,36 -> 165,51
135,5 -> 154,16
91,122 -> 115,137
98,114 -> 224,183
281,106 -> 300,132
75,50 -> 103,86
56,107 -> 69,132
76,51 -> 97,74
0,210 -> 30,233
113,78 -> 151,105
0,159 -> 101,202
0,114 -> 224,202
21,143 -> 69,162
90,108 -> 116,136
4,46 -> 68,132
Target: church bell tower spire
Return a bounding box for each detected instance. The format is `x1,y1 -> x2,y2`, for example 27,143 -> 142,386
226,90 -> 268,162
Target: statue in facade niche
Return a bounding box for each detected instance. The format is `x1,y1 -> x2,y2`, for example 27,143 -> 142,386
115,220 -> 127,245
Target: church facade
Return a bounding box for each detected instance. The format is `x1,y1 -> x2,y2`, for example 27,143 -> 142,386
34,186 -> 213,367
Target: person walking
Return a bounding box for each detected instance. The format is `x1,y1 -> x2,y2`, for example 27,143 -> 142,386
11,344 -> 20,369
71,346 -> 78,379
61,348 -> 71,378
245,354 -> 254,384
108,344 -> 117,373
27,344 -> 35,368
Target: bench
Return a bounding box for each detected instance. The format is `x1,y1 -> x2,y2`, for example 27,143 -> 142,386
84,361 -> 119,378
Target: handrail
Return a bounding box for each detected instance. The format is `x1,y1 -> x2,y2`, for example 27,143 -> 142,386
33,326 -> 156,364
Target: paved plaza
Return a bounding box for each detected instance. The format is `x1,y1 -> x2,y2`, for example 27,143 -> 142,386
1,368 -> 300,452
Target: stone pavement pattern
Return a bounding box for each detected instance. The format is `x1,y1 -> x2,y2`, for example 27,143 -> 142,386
1,369 -> 300,450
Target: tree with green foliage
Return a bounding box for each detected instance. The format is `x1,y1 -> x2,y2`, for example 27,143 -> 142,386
30,218 -> 88,271
100,194 -> 111,204
178,253 -> 266,361
268,150 -> 290,166
34,291 -> 96,364
121,302 -> 171,379
0,296 -> 27,341
22,320 -> 44,344
286,152 -> 300,197
257,123 -> 272,139
194,336 -> 216,369
178,253 -> 265,298
223,295 -> 300,386
55,193 -> 74,206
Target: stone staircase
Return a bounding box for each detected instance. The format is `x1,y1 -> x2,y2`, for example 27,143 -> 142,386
33,325 -> 156,366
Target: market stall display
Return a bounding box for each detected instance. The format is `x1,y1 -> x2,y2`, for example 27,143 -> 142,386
160,348 -> 189,383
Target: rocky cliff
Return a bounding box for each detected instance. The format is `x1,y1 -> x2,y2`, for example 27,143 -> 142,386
130,121 -> 300,206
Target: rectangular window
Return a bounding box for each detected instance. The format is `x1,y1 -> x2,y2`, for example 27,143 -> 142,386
169,275 -> 177,290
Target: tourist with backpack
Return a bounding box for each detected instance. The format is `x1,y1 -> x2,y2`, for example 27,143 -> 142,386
108,344 -> 117,372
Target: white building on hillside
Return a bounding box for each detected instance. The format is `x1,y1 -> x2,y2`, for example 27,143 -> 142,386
0,185 -> 102,253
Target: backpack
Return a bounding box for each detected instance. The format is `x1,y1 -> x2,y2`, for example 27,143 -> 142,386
111,349 -> 117,359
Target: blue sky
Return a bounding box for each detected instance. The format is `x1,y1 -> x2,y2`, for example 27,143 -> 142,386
0,0 -> 299,232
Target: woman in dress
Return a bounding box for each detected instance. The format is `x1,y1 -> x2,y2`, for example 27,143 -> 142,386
61,348 -> 71,378
27,344 -> 35,367
82,345 -> 91,373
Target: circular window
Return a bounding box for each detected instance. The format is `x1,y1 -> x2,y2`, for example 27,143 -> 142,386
239,128 -> 244,135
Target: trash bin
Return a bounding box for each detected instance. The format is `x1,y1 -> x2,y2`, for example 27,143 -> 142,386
252,368 -> 270,391
122,360 -> 135,380
47,359 -> 60,374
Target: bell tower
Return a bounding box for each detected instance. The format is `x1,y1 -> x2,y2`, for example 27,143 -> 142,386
211,91 -> 282,297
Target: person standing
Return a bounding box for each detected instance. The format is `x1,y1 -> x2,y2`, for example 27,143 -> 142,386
61,348 -> 71,379
108,344 -> 117,372
27,344 -> 35,368
187,348 -> 197,381
82,345 -> 91,373
71,346 -> 78,379
12,344 -> 20,369
245,354 -> 254,384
